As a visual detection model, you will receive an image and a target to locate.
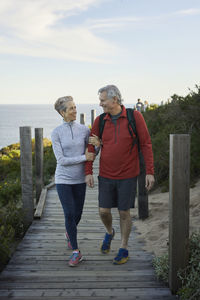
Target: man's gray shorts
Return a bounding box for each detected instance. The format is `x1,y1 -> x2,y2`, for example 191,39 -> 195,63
98,176 -> 137,210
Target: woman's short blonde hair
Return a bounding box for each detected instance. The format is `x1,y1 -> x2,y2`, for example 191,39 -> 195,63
54,96 -> 73,115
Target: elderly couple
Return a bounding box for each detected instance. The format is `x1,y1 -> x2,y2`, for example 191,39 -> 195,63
51,85 -> 155,267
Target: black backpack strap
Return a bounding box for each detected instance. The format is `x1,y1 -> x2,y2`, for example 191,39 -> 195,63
126,108 -> 139,151
99,109 -> 139,151
99,113 -> 106,140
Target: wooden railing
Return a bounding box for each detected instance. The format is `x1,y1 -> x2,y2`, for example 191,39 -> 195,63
169,134 -> 190,293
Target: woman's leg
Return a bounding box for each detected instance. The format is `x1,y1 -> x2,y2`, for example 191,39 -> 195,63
72,183 -> 86,226
56,184 -> 78,250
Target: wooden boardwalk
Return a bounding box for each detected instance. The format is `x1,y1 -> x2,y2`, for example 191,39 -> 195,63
0,161 -> 176,299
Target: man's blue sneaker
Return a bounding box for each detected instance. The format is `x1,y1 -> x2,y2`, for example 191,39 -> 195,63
113,248 -> 129,264
100,228 -> 115,254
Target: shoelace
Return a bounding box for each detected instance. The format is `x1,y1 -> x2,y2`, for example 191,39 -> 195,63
71,252 -> 79,261
115,249 -> 128,260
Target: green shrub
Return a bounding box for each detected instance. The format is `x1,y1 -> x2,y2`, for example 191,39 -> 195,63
153,232 -> 200,299
143,85 -> 200,191
0,139 -> 56,270
43,140 -> 56,185
0,201 -> 25,268
0,223 -> 15,269
0,179 -> 21,206
177,232 -> 200,300
153,253 -> 169,284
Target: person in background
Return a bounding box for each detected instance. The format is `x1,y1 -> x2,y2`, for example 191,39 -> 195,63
136,98 -> 144,112
143,100 -> 149,112
51,96 -> 95,267
86,85 -> 154,265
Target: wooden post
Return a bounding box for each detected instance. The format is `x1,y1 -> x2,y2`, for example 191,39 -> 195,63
35,128 -> 43,202
80,113 -> 86,125
91,109 -> 96,126
169,134 -> 190,294
138,152 -> 149,219
20,126 -> 34,229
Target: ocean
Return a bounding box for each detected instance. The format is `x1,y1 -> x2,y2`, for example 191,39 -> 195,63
0,104 -> 102,149
0,103 -> 134,149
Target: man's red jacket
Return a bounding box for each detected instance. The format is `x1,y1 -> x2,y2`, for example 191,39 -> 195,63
85,105 -> 154,179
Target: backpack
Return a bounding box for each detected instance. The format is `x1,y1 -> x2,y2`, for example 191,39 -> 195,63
99,108 -> 139,151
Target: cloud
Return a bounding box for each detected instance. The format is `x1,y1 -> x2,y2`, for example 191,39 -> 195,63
0,0 -> 116,62
87,16 -> 142,30
175,8 -> 200,16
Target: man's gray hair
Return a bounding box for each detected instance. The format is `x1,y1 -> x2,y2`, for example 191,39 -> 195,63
98,85 -> 123,105
54,96 -> 73,115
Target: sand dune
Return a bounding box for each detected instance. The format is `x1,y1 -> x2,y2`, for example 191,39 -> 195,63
133,179 -> 200,256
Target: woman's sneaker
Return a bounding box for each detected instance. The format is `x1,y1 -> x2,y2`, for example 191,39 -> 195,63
64,232 -> 72,249
113,248 -> 129,265
68,251 -> 83,267
100,228 -> 115,254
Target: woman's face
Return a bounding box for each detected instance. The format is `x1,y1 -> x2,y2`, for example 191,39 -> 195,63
61,101 -> 77,122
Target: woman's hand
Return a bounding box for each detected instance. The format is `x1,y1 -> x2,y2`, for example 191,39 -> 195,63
89,134 -> 101,147
85,148 -> 95,161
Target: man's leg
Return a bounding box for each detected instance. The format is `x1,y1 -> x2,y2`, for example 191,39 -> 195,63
99,207 -> 112,234
119,209 -> 132,249
99,207 -> 115,254
112,209 -> 131,264
98,176 -> 116,253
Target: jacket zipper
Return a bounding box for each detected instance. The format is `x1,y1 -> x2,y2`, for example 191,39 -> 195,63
114,119 -> 120,144
69,124 -> 74,139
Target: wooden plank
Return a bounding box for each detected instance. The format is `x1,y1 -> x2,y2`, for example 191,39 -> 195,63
45,181 -> 55,189
0,281 -> 164,289
0,297 -> 177,300
0,288 -> 174,298
34,188 -> 47,219
0,274 -> 159,283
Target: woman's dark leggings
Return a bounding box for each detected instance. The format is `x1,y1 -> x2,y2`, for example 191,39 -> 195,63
56,183 -> 86,250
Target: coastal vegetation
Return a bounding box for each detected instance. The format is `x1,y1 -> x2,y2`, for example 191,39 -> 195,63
144,84 -> 200,192
149,85 -> 200,299
153,232 -> 200,299
0,139 -> 56,271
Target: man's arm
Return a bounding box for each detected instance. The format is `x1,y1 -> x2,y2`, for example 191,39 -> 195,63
85,116 -> 100,177
85,174 -> 94,188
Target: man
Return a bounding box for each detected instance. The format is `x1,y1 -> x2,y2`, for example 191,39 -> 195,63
85,85 -> 154,265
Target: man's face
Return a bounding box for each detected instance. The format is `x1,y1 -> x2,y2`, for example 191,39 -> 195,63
99,91 -> 115,113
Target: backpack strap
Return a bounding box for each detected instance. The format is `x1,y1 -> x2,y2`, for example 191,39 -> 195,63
98,108 -> 139,151
126,108 -> 139,151
99,112 -> 106,140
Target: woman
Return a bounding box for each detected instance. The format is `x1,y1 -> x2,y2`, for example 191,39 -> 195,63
51,96 -> 95,267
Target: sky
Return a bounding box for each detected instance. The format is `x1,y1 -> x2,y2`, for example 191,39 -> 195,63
0,0 -> 200,105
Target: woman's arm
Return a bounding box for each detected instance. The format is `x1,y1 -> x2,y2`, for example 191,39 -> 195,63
51,130 -> 90,166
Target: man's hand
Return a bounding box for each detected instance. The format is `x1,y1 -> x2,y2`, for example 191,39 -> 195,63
85,174 -> 94,188
85,148 -> 95,161
145,174 -> 155,191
